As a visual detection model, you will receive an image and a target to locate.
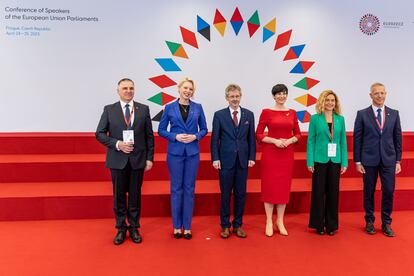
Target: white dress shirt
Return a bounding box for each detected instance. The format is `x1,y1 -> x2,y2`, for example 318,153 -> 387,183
229,106 -> 241,125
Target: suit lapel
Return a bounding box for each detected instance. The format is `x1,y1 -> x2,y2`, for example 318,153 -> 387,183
367,106 -> 382,134
332,113 -> 340,140
222,108 -> 236,136
237,108 -> 246,136
115,102 -> 128,129
382,106 -> 391,133
131,101 -> 140,129
173,101 -> 186,127
320,114 -> 330,139
187,101 -> 196,126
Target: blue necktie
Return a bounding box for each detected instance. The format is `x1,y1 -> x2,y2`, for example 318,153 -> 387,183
377,108 -> 382,125
125,104 -> 131,127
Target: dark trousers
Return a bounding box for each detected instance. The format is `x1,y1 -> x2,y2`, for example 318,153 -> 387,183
363,164 -> 396,225
110,161 -> 144,230
309,161 -> 341,231
219,156 -> 248,229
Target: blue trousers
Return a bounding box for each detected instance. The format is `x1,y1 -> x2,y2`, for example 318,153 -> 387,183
167,152 -> 200,230
219,156 -> 248,228
363,164 -> 396,225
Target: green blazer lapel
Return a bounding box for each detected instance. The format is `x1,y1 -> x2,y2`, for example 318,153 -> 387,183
320,113 -> 331,139
332,113 -> 341,142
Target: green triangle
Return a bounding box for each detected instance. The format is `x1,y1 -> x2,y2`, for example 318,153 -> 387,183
248,10 -> 260,25
166,41 -> 181,55
147,92 -> 163,106
293,77 -> 309,90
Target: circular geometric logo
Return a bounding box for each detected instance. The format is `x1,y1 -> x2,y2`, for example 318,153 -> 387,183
359,13 -> 380,35
148,7 -> 322,124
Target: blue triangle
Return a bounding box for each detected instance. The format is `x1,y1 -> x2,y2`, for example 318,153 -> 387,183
290,62 -> 305,74
197,15 -> 210,32
262,28 -> 274,43
291,44 -> 306,58
231,21 -> 243,35
296,110 -> 306,122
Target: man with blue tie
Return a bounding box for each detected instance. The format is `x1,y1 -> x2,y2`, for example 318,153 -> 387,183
353,82 -> 402,237
211,84 -> 256,238
96,78 -> 154,245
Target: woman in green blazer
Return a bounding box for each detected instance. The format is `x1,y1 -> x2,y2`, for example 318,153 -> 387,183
307,90 -> 348,235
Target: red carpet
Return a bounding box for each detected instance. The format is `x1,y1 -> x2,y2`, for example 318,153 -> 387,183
0,211 -> 413,276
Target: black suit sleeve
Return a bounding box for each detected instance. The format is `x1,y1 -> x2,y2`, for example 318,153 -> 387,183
96,105 -> 118,150
394,111 -> 402,162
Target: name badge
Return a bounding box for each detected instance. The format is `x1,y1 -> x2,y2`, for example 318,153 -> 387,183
328,143 -> 337,157
123,130 -> 134,144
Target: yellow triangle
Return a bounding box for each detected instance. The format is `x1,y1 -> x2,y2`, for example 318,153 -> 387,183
174,45 -> 189,59
294,94 -> 308,106
214,22 -> 226,37
264,17 -> 276,33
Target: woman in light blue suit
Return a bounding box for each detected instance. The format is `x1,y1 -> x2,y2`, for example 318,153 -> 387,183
158,78 -> 208,239
307,90 -> 348,236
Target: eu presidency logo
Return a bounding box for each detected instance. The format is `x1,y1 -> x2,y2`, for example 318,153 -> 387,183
359,13 -> 380,36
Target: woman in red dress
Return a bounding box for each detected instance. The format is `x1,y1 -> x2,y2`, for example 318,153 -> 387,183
256,84 -> 301,237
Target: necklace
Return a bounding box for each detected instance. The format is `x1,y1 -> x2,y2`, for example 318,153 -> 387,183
179,104 -> 189,113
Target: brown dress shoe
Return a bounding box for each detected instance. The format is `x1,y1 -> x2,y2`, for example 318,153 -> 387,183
233,227 -> 247,238
220,228 -> 230,239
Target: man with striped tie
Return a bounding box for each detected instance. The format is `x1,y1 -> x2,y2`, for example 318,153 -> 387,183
353,82 -> 402,237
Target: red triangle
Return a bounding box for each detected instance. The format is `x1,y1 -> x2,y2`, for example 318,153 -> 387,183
248,23 -> 260,37
274,29 -> 292,51
300,61 -> 315,73
305,78 -> 320,90
180,26 -> 198,49
283,48 -> 298,61
231,7 -> 243,22
303,111 -> 311,123
306,94 -> 317,106
161,92 -> 176,105
214,9 -> 226,24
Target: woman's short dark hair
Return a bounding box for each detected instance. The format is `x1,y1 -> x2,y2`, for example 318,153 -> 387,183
271,84 -> 288,96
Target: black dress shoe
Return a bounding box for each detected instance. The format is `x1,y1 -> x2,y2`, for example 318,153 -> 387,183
129,229 -> 142,243
382,224 -> 395,237
316,228 -> 325,235
183,232 -> 192,240
365,222 -> 376,235
327,230 -> 335,236
113,230 -> 127,245
173,232 -> 183,239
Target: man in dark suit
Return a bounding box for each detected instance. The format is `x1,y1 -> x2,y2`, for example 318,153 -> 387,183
211,84 -> 256,238
96,78 -> 154,245
353,82 -> 402,237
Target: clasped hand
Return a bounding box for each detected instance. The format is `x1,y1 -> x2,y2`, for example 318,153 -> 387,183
274,138 -> 291,148
119,141 -> 134,154
176,134 -> 196,143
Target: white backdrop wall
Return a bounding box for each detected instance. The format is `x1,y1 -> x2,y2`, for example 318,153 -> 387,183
1,0 -> 413,131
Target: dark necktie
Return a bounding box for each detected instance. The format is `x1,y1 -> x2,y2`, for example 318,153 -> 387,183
377,108 -> 382,125
233,110 -> 238,127
125,104 -> 131,127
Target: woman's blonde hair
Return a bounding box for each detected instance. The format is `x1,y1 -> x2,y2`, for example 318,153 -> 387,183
177,77 -> 196,93
315,90 -> 342,114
